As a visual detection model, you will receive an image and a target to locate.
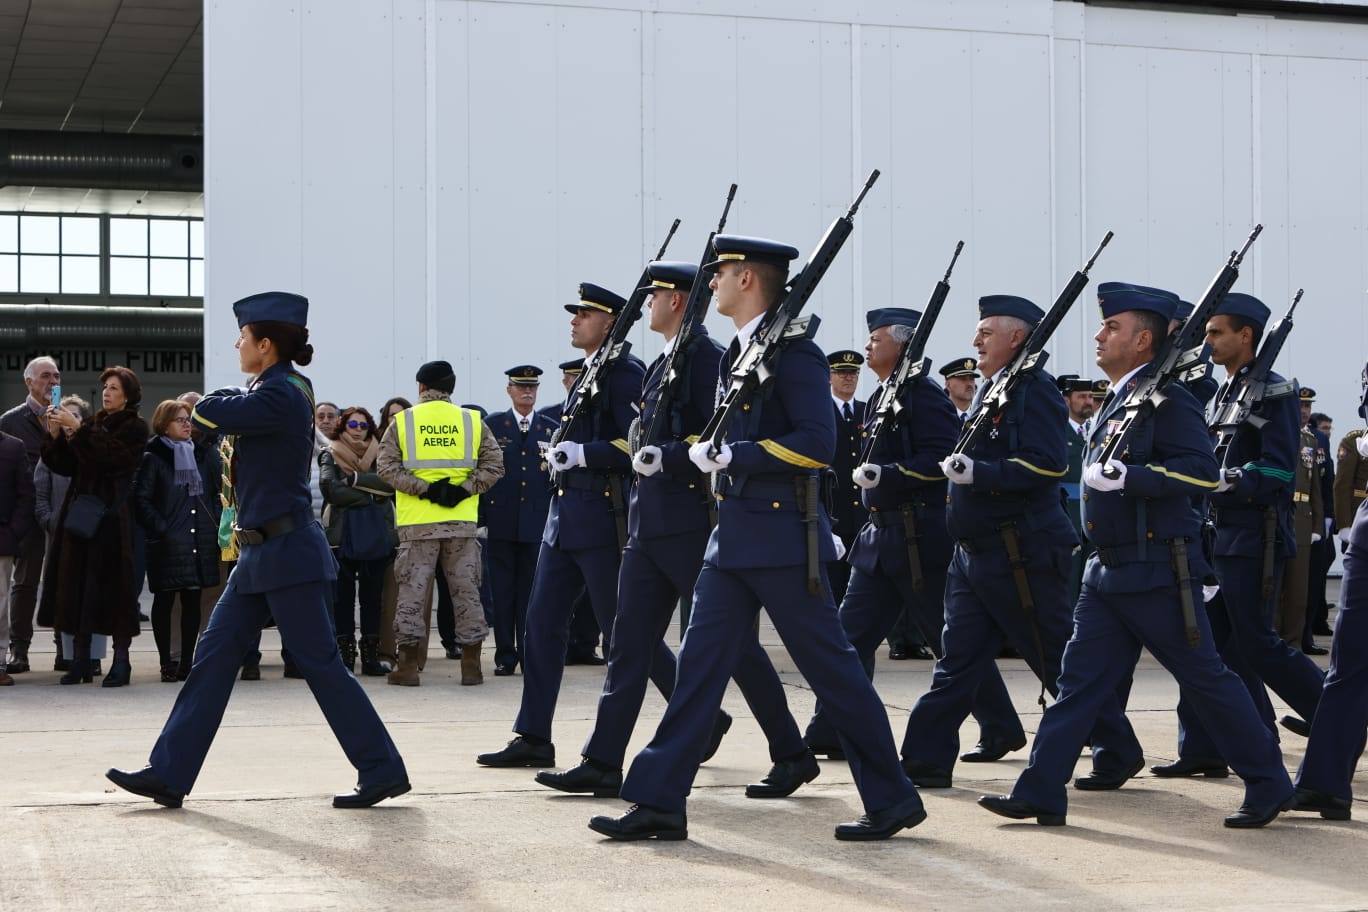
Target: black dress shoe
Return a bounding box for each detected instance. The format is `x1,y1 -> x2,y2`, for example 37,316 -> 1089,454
1224,795 -> 1293,828
1279,715 -> 1312,738
1074,757 -> 1145,791
807,741 -> 846,761
1289,787 -> 1352,820
1150,757 -> 1229,778
746,751 -> 820,799
105,767 -> 184,808
53,657 -> 70,673
444,644 -> 462,660
588,804 -> 687,841
1313,622 -> 1334,636
701,712 -> 733,764
283,661 -> 304,679
494,662 -> 517,676
834,795 -> 927,841
60,658 -> 93,685
333,779 -> 412,808
978,794 -> 1065,826
902,761 -> 952,789
960,736 -> 1027,763
1304,643 -> 1329,656
477,736 -> 555,768
90,660 -> 103,677
888,645 -> 908,661
566,649 -> 606,666
101,659 -> 131,688
6,656 -> 30,674
910,644 -> 934,660
536,760 -> 622,797
240,664 -> 261,681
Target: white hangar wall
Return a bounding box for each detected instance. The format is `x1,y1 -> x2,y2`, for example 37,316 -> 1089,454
204,0 -> 1368,429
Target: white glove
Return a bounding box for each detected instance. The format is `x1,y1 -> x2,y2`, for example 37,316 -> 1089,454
853,463 -> 881,490
549,441 -> 586,470
1358,435 -> 1368,459
1202,585 -> 1220,603
1312,533 -> 1323,544
688,441 -> 732,473
831,533 -> 847,561
1326,518 -> 1334,535
940,455 -> 974,486
1339,528 -> 1353,545
1215,468 -> 1242,493
1083,460 -> 1127,493
632,445 -> 663,477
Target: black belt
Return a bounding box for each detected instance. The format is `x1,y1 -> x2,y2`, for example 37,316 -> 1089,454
234,512 -> 303,546
558,471 -> 623,492
956,529 -> 1012,554
1095,542 -> 1175,568
868,504 -> 929,529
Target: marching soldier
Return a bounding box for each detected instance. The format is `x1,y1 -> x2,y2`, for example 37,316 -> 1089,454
827,349 -> 866,604
484,366 -> 558,675
901,294 -> 1142,790
1276,417 -> 1325,648
939,358 -> 978,424
589,235 -> 924,841
979,282 -> 1293,828
1058,374 -> 1098,604
537,259 -> 809,800
478,284 -> 649,768
804,307 -> 1024,764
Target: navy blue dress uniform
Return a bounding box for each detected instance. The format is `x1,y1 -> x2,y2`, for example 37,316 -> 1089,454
902,294 -> 1142,785
1173,292 -> 1325,764
484,366 -> 559,674
940,358 -> 980,425
1172,300 -> 1221,408
547,259 -> 805,789
110,292 -> 407,808
608,235 -> 923,839
827,350 -> 867,604
988,283 -> 1292,826
805,308 -> 1024,759
480,283 -> 661,765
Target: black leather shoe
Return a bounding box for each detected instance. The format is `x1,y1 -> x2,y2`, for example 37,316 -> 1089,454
807,741 -> 846,761
960,736 -> 1027,763
444,643 -> 462,660
240,664 -> 261,681
1305,643 -> 1329,656
90,660 -> 103,677
106,767 -> 184,808
745,751 -> 820,799
1074,757 -> 1144,791
1289,787 -> 1352,820
565,649 -> 606,666
536,760 -> 622,797
701,712 -> 733,764
283,661 -> 304,679
1224,795 -> 1293,828
60,658 -> 93,685
834,795 -> 927,841
333,778 -> 412,808
1150,757 -> 1229,778
53,657 -> 70,673
477,736 -> 555,768
1279,715 -> 1311,738
588,804 -> 687,841
101,659 -> 131,688
1313,621 -> 1334,636
910,644 -> 934,660
978,794 -> 1065,826
494,663 -> 517,676
888,645 -> 908,661
6,649 -> 29,674
902,761 -> 952,789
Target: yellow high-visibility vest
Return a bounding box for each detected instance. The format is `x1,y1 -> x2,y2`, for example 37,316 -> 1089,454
393,399 -> 481,526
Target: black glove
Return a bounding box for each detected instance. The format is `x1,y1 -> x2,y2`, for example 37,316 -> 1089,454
426,478 -> 469,509
419,479 -> 448,503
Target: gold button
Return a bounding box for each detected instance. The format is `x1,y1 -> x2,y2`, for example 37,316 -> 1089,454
558,489 -> 564,495
520,481 -> 526,486
604,491 -> 610,497
1086,521 -> 1095,530
743,404 -> 751,411
772,501 -> 781,509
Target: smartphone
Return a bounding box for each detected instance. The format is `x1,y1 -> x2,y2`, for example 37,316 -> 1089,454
49,384 -> 60,406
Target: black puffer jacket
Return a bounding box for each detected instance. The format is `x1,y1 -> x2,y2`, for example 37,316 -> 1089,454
134,436 -> 223,592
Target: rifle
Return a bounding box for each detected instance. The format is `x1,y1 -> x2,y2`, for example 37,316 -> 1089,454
1097,225 -> 1262,476
857,240 -> 963,473
549,217 -> 681,458
635,183 -> 737,464
948,230 -> 1113,472
699,169 -> 881,456
1210,288 -> 1304,476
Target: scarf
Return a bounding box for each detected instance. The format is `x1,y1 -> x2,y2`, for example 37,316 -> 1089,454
161,436 -> 203,497
330,434 -> 378,476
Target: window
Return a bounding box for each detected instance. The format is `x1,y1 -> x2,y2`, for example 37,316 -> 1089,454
0,214 -> 102,294
109,217 -> 204,297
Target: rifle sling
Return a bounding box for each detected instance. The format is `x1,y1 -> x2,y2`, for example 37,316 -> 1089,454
999,523 -> 1048,709
1169,538 -> 1201,647
1261,506 -> 1277,604
900,503 -> 924,592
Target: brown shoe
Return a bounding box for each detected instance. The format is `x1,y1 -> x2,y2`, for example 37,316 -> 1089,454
460,642 -> 484,686
0,669 -> 13,686
387,644 -> 422,687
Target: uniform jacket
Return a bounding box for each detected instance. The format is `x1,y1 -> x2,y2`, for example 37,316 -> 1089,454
945,368 -> 1076,545
1334,428 -> 1368,527
1063,420 -> 1085,532
1209,367 -> 1298,559
707,331 -> 838,570
543,355 -> 645,552
830,397 -> 868,544
483,408 -> 557,543
0,431 -> 35,556
134,436 -> 223,592
1311,426 -> 1334,527
629,328 -> 721,541
539,401 -> 564,426
848,376 -> 957,577
1081,361 -> 1218,593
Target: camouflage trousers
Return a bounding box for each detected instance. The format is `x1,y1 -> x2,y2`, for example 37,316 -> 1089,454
392,537 -> 488,647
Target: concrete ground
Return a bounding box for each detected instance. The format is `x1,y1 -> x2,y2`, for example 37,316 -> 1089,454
3,606 -> 1366,912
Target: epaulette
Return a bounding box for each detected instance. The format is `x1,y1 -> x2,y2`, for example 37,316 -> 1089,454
1265,380 -> 1296,401
780,314 -> 821,342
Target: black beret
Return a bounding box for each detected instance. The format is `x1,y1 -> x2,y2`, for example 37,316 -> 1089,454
416,360 -> 456,393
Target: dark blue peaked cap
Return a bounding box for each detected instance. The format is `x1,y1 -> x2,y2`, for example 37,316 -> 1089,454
939,357 -> 978,378
828,350 -> 865,371
505,365 -> 543,385
1215,292 -> 1271,331
1173,299 -> 1194,322
233,291 -> 308,328
566,282 -> 627,316
1097,282 -> 1178,321
703,234 -> 800,273
978,295 -> 1044,325
637,260 -> 698,294
558,358 -> 585,374
866,307 -> 921,331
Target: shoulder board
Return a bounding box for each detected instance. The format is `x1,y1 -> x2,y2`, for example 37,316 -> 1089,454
1264,381 -> 1296,400
780,314 -> 821,343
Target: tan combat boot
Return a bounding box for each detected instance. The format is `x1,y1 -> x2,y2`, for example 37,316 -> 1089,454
460,642 -> 483,686
387,644 -> 422,686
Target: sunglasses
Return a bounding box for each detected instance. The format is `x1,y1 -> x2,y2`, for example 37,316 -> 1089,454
346,419 -> 369,430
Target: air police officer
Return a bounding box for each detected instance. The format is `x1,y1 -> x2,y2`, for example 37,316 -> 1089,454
588,235 -> 924,842
106,292 -> 409,809
979,282 -> 1293,828
827,349 -> 866,604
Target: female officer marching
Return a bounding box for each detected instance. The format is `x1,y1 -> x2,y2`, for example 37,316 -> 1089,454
106,292 -> 409,809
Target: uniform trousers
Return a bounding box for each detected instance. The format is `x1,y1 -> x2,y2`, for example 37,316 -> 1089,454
582,529 -> 805,769
1013,577 -> 1292,814
487,538 -> 539,669
148,575 -> 406,795
515,541 -> 673,742
902,542 -> 1142,774
1297,544 -> 1368,799
620,562 -> 919,816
